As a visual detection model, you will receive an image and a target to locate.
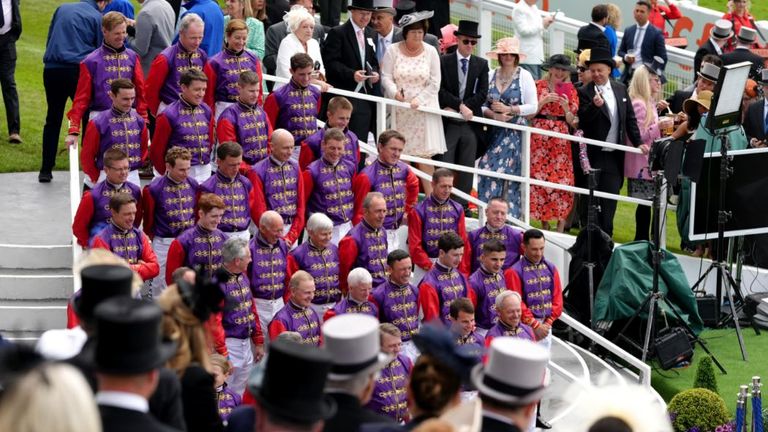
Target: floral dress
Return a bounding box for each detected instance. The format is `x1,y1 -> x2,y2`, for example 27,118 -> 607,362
530,79 -> 577,222
478,69 -> 527,219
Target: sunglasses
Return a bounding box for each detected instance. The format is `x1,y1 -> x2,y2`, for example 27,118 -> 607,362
577,66 -> 587,72
460,39 -> 478,46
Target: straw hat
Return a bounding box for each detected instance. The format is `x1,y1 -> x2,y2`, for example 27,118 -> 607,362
683,90 -> 713,115
486,37 -> 526,61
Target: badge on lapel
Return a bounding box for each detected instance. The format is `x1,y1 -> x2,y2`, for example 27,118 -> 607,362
367,37 -> 375,52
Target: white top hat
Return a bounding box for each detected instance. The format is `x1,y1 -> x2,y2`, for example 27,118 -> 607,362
737,27 -> 757,44
470,337 -> 549,405
322,314 -> 392,380
372,0 -> 396,15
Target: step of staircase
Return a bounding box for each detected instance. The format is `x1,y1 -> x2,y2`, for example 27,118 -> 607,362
0,244 -> 72,270
0,268 -> 73,300
0,300 -> 68,332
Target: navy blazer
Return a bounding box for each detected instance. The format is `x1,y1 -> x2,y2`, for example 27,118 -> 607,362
618,23 -> 667,81
743,99 -> 767,143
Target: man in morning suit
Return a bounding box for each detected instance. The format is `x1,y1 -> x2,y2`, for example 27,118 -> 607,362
693,19 -> 732,82
721,27 -> 765,80
618,0 -> 667,85
575,4 -> 609,54
744,70 -> 768,148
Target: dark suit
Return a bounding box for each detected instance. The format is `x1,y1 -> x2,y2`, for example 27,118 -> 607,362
578,80 -> 642,236
666,89 -> 693,114
693,39 -> 720,81
480,415 -> 523,432
722,47 -> 764,80
437,52 -> 489,207
263,19 -> 326,75
322,392 -> 395,432
99,404 -> 182,432
576,23 -> 609,53
0,0 -> 21,136
323,21 -> 379,144
744,99 -> 768,142
181,365 -> 223,432
618,23 -> 667,84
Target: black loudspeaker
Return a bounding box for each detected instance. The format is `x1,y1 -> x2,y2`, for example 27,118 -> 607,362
696,296 -> 718,328
654,327 -> 694,370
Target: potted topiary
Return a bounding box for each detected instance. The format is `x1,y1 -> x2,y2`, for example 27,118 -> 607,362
668,388 -> 730,432
692,357 -> 719,394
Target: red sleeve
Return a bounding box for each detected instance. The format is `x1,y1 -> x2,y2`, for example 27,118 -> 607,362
263,93 -> 279,128
132,233 -> 159,281
284,172 -> 305,244
146,55 -> 169,116
504,268 -> 538,329
268,319 -> 287,341
91,235 -> 110,251
80,120 -> 101,183
216,117 -> 237,143
204,64 -> 217,112
323,308 -> 337,322
284,254 -> 299,302
242,389 -> 256,406
301,170 -> 314,205
247,170 -> 267,229
150,114 -> 172,175
664,4 -> 682,19
407,208 -> 432,271
298,143 -> 314,171
338,236 -> 358,295
351,173 -> 372,225
66,301 -> 80,329
405,168 -> 419,214
250,301 -> 265,346
67,63 -> 93,135
209,313 -> 229,356
142,187 -> 156,238
140,124 -> 149,163
458,212 -> 472,276
466,278 -> 477,307
546,269 -> 563,325
133,57 -> 148,121
417,282 -> 440,323
134,193 -> 143,230
165,239 -> 186,285
72,192 -> 95,247
208,113 -> 215,153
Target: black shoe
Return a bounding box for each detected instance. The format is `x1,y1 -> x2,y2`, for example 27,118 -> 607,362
536,416 -> 552,430
38,172 -> 52,183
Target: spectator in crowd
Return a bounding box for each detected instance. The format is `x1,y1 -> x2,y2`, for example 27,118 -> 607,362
146,13 -> 210,117
604,4 -> 622,79
142,147 -> 198,297
666,59 -> 720,114
371,249 -> 420,361
693,19 -> 732,82
205,19 -> 264,119
370,0 -> 400,65
578,45 -> 643,236
439,23 -> 459,55
268,270 -> 322,345
512,0 -> 554,80
478,37 -> 537,220
216,71 -> 272,167
199,142 -> 256,241
287,213 -> 342,318
210,354 -> 241,423
339,192 -> 390,291
466,197 -> 523,274
576,4 -> 609,54
80,79 -> 148,187
165,193 -> 227,284
321,314 -> 395,431
468,239 -> 509,337
275,6 -> 328,91
448,298 -> 484,359
408,169 -> 471,280
264,0 -> 325,77
319,0 -> 343,29
323,0 -> 380,147
129,0 -> 175,76
92,193 -> 159,281
151,68 -> 215,183
437,20 -> 488,211
72,149 -> 142,248
177,0 -> 225,56
418,232 -> 474,324
649,0 -> 683,38
248,129 -> 306,244
723,0 -> 758,50
743,69 -> 768,147
103,0 -> 134,18
414,0 -> 448,40
484,290 -> 535,344
625,61 -> 670,242
352,130 -> 419,251
225,0 -> 265,59
0,0 -> 21,145
323,267 -> 378,321
576,49 -> 593,87
618,0 -> 667,85
299,96 -> 360,172
365,323 -> 412,423
248,211 -> 290,338
264,53 -> 322,153
722,27 -> 764,79
302,128 -> 356,244
531,54 -> 579,232
381,11 -> 446,194
250,0 -> 271,32
40,0 -> 110,183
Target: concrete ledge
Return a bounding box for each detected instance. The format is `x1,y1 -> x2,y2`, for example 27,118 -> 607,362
0,244 -> 72,269
0,268 -> 73,299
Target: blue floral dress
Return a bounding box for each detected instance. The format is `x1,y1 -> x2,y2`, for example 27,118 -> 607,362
478,69 -> 528,219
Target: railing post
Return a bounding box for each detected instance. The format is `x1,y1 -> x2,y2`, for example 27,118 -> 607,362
376,100 -> 387,138
660,178 -> 668,249
479,7 -> 493,60
550,26 -> 565,58
522,130 -> 531,224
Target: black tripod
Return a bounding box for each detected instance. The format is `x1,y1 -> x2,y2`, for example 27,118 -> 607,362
614,172 -> 726,373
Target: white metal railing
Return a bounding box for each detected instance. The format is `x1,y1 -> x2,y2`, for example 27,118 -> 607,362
68,143 -> 83,292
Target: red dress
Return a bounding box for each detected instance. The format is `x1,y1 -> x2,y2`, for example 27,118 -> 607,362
530,79 -> 578,222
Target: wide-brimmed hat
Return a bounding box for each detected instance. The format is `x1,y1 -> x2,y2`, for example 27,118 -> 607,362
92,297 -> 177,375
697,62 -> 721,83
542,54 -> 576,73
372,0 -> 395,15
454,20 -> 481,39
486,37 -> 526,61
398,10 -> 433,29
177,267 -> 226,322
585,45 -> 614,68
471,337 -> 549,406
683,90 -> 713,115
72,265 -> 134,323
643,55 -> 667,83
710,19 -> 734,40
736,27 -> 757,44
322,314 -> 392,380
348,0 -> 376,11
253,339 -> 337,423
758,69 -> 768,86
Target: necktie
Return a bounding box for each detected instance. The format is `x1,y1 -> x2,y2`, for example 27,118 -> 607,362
634,26 -> 645,50
460,58 -> 468,75
378,36 -> 387,63
764,107 -> 768,135
356,29 -> 365,67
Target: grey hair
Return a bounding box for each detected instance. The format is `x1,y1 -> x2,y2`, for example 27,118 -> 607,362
347,267 -> 373,288
326,372 -> 377,397
362,192 -> 385,210
495,290 -> 522,310
222,236 -> 249,264
306,213 -> 334,233
275,331 -> 303,343
179,13 -> 204,34
259,210 -> 283,228
284,6 -> 314,33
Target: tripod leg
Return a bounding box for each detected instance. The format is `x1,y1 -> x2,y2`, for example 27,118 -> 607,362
612,292 -> 656,353
722,270 -> 748,361
690,264 -> 716,293
641,295 -> 658,363
660,296 -> 727,374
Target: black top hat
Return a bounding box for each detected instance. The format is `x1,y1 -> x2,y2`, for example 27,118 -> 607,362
542,54 -> 576,73
348,0 -> 376,11
642,55 -> 667,84
73,265 -> 134,323
93,297 -> 177,375
177,266 -> 226,322
253,340 -> 337,423
454,20 -> 481,39
585,45 -> 614,68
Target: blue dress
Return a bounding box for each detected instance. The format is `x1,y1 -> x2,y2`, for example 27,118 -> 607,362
604,25 -> 620,78
478,69 -> 528,219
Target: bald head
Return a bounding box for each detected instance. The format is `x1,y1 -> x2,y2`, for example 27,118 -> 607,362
259,210 -> 284,243
270,129 -> 295,163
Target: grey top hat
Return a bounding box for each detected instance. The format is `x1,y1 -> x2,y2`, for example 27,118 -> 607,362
736,27 -> 757,44
398,10 -> 433,29
322,314 -> 392,380
372,0 -> 396,15
697,62 -> 721,83
710,19 -> 734,40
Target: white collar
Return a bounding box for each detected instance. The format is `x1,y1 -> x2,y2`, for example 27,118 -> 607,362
482,409 -> 516,426
590,22 -> 605,31
636,22 -> 649,31
456,50 -> 470,63
351,20 -> 364,35
96,391 -> 149,413
596,81 -> 612,91
381,26 -> 394,42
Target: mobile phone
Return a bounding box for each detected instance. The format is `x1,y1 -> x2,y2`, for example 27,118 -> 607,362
555,82 -> 573,98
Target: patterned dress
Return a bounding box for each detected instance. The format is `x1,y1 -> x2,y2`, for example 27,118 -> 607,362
478,69 -> 528,219
530,79 -> 577,221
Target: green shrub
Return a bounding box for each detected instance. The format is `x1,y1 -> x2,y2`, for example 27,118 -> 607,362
692,357 -> 719,394
668,388 -> 730,432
